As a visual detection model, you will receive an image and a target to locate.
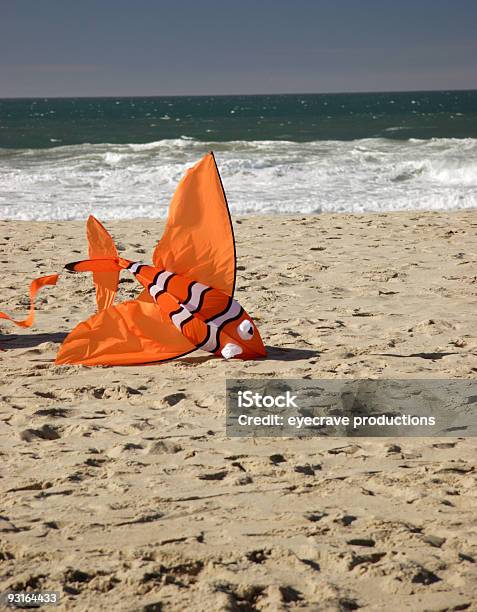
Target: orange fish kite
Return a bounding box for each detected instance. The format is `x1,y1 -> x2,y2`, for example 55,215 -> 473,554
1,153 -> 267,366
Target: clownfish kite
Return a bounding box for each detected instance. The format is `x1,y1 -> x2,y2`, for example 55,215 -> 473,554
0,153 -> 267,365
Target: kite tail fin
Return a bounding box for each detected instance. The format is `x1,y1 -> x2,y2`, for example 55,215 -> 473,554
0,274 -> 59,329
87,215 -> 120,311
65,258 -> 125,273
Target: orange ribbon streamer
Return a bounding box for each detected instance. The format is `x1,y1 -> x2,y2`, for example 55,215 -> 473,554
0,274 -> 59,328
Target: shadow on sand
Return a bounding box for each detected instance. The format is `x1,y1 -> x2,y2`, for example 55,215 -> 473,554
1,335 -> 319,366
0,332 -> 67,350
264,346 -> 319,361
179,346 -> 319,366
374,351 -> 461,361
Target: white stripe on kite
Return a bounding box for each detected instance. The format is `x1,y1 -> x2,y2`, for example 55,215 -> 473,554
200,325 -> 219,353
183,282 -> 208,313
210,299 -> 242,328
149,270 -> 174,299
171,307 -> 193,330
129,261 -> 143,274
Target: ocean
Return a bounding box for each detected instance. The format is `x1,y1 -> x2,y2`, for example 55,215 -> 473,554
1,90 -> 476,220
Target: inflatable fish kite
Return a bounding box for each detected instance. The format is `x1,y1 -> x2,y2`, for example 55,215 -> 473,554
1,153 -> 266,366
58,153 -> 266,365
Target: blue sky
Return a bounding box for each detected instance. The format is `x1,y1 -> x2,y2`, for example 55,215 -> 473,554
1,0 -> 476,96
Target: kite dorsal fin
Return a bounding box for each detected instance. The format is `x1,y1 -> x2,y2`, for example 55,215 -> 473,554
152,152 -> 236,296
87,215 -> 120,311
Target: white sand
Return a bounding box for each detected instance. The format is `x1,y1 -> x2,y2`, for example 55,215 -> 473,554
1,211 -> 476,610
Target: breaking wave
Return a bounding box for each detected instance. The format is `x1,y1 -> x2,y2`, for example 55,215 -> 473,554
0,137 -> 476,220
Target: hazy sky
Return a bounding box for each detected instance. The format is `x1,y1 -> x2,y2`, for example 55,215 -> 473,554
1,0 -> 476,97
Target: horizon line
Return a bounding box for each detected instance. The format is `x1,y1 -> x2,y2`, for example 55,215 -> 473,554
1,87 -> 477,100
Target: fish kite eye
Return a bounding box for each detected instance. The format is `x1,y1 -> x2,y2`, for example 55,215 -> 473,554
237,319 -> 254,340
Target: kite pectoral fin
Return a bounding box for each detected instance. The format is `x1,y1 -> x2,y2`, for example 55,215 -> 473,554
0,274 -> 59,329
153,152 -> 236,296
55,299 -> 196,366
87,215 -> 119,311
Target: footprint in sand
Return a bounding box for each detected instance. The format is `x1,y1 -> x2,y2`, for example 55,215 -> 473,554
19,424 -> 62,441
144,440 -> 183,455
162,392 -> 187,406
34,407 -> 69,418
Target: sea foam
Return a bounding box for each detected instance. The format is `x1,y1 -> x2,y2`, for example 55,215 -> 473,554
0,137 -> 476,220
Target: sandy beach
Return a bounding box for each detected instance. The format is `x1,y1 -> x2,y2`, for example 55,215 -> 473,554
1,210 -> 476,611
